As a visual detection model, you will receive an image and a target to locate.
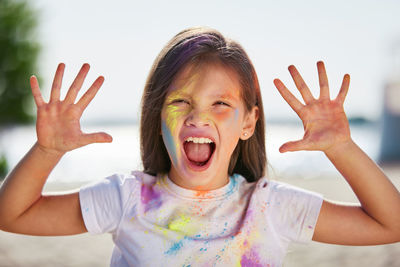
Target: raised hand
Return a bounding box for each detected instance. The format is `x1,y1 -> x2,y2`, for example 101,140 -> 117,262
30,63 -> 112,155
273,61 -> 351,153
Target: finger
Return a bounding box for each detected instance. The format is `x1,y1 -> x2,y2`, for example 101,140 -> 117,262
64,63 -> 90,104
76,76 -> 104,112
30,75 -> 45,107
279,139 -> 310,153
288,65 -> 315,104
79,132 -> 113,147
335,74 -> 350,104
273,79 -> 304,116
50,63 -> 65,102
317,61 -> 330,100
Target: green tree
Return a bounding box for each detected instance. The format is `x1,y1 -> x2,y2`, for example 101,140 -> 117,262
0,0 -> 40,124
0,0 -> 41,178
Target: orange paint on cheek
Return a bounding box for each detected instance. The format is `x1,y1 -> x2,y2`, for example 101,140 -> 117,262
213,110 -> 231,121
212,108 -> 240,125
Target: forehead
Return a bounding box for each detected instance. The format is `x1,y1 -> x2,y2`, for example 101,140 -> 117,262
166,62 -> 242,100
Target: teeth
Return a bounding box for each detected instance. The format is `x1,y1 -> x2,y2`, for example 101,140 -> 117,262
185,137 -> 213,144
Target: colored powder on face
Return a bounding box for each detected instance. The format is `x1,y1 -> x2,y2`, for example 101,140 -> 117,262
234,108 -> 239,122
162,120 -> 178,166
162,91 -> 192,166
141,184 -> 162,212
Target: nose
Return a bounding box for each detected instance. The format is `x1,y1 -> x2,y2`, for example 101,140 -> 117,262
185,108 -> 210,127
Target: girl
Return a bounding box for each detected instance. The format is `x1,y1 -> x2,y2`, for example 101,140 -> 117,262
0,27 -> 399,266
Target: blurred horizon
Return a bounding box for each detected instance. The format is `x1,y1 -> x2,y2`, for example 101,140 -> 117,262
0,121 -> 381,183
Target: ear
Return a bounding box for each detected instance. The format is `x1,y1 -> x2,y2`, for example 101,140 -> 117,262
240,106 -> 259,140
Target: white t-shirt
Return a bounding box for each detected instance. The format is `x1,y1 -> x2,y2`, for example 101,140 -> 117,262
79,171 -> 323,267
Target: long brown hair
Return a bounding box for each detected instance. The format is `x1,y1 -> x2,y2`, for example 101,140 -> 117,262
140,26 -> 266,182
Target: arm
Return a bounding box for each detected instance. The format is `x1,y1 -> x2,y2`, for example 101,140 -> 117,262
273,61 -> 400,245
0,63 -> 112,236
316,140 -> 400,245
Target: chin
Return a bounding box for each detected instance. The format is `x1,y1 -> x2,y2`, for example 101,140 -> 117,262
172,159 -> 229,190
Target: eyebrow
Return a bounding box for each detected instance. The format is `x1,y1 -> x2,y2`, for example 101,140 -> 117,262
213,92 -> 240,101
166,88 -> 240,102
166,90 -> 190,99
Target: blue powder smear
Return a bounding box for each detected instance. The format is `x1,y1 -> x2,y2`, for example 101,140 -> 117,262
162,121 -> 178,166
234,108 -> 239,121
164,240 -> 184,255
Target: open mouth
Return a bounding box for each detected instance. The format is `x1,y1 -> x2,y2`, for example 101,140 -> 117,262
183,138 -> 216,167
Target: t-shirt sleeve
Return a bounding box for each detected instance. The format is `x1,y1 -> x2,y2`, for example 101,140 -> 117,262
263,180 -> 323,243
79,173 -> 139,235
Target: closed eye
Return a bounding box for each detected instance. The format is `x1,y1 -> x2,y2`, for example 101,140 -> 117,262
171,99 -> 189,104
214,101 -> 230,107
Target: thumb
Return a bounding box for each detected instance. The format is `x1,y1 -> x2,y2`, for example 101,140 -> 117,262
79,132 -> 113,146
279,139 -> 309,153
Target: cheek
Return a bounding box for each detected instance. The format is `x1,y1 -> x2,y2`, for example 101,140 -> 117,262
161,120 -> 179,166
213,108 -> 235,122
214,108 -> 242,148
213,108 -> 241,128
163,105 -> 188,132
161,106 -> 189,165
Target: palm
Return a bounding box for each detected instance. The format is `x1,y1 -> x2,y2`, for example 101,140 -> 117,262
37,102 -> 84,152
274,61 -> 351,153
31,63 -> 112,154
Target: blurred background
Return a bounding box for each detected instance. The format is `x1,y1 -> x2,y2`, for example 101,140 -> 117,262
0,0 -> 399,266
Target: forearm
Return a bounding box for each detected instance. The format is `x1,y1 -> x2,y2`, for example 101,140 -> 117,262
325,139 -> 400,230
0,142 -> 64,225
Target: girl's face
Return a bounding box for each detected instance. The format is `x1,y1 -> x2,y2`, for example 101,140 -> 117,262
161,62 -> 258,191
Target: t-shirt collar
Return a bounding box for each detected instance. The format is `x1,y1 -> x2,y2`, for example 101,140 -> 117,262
160,173 -> 238,200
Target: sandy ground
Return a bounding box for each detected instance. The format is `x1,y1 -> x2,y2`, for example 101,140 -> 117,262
0,164 -> 400,266
280,163 -> 400,267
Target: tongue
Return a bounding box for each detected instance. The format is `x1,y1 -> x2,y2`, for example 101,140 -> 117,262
184,142 -> 212,163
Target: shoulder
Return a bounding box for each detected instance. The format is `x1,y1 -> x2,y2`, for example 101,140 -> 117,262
78,170 -> 156,234
253,177 -> 323,221
80,171 -> 156,202
255,178 -> 323,201
254,177 -> 324,242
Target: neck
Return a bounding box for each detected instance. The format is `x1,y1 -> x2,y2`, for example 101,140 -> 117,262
168,169 -> 230,191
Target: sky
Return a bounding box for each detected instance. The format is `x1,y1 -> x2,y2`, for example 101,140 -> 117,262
29,0 -> 400,123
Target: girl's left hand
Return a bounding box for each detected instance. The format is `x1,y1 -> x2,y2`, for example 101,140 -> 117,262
273,61 -> 351,153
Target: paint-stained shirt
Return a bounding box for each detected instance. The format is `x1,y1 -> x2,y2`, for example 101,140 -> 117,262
79,171 -> 323,267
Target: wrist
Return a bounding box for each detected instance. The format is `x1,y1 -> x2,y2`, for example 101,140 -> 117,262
324,138 -> 356,158
34,142 -> 66,159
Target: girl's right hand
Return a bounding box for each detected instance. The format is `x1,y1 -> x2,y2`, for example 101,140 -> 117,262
30,63 -> 112,156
